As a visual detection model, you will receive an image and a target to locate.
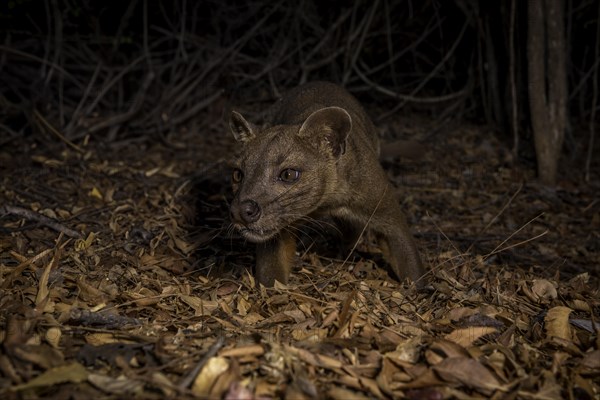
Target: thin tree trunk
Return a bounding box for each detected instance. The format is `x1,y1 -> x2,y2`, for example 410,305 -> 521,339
509,0 -> 519,158
527,0 -> 567,186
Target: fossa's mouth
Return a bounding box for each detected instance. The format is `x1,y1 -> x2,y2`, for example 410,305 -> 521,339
235,225 -> 279,243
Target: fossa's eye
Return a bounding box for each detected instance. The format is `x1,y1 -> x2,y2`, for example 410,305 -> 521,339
279,168 -> 300,183
232,168 -> 243,183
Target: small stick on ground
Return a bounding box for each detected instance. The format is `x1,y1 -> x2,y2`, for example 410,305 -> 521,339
1,205 -> 82,239
178,335 -> 225,390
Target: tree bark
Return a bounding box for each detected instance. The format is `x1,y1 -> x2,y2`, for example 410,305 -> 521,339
527,0 -> 567,185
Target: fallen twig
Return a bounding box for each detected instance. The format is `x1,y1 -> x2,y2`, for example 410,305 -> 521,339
1,205 -> 82,239
178,335 -> 225,390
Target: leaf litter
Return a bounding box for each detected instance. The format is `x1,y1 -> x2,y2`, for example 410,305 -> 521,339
1,120 -> 599,399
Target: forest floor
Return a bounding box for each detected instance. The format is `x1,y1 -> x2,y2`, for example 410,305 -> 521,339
1,108 -> 599,399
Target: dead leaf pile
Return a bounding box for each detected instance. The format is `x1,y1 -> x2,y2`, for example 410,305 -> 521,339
1,120 -> 599,399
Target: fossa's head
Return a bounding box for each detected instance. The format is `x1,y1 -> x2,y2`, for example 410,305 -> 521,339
229,107 -> 351,242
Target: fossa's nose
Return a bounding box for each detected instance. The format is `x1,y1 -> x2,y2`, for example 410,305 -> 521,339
239,199 -> 261,223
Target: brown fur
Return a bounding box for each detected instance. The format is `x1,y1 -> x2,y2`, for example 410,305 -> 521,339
229,81 -> 425,287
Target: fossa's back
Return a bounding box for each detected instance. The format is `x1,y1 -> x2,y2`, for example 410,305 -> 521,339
267,81 -> 379,155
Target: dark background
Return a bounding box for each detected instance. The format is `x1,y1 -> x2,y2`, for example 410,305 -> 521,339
0,0 -> 598,181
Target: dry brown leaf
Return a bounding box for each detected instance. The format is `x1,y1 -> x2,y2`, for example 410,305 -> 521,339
210,315 -> 239,330
284,309 -> 307,323
11,362 -> 89,391
447,307 -> 479,321
242,312 -> 264,325
385,337 -> 421,364
77,278 -> 107,304
284,345 -> 343,370
436,269 -> 466,290
444,326 -> 498,347
292,327 -> 328,342
328,385 -> 371,400
531,279 -> 558,302
254,378 -> 279,398
336,375 -> 384,398
35,252 -> 58,312
179,295 -> 219,316
432,357 -> 504,395
12,344 -> 64,369
192,356 -> 230,395
376,356 -> 403,393
256,312 -> 295,327
210,358 -> 240,398
550,351 -> 570,374
217,282 -> 241,296
150,372 -> 176,397
517,370 -> 562,400
45,327 -> 62,348
580,349 -> 600,370
85,332 -> 128,345
88,373 -> 145,395
123,287 -> 161,306
567,299 -> 591,312
236,296 -> 250,316
388,323 -> 427,338
544,306 -> 572,341
88,186 -> 103,200
220,344 -> 265,358
169,233 -> 195,254
425,339 -> 470,365
74,232 -> 96,251
220,298 -> 234,314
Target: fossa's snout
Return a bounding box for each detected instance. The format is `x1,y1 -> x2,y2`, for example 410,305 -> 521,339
235,199 -> 261,224
230,197 -> 263,224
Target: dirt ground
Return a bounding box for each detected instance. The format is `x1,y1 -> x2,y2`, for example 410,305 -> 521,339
1,110 -> 599,399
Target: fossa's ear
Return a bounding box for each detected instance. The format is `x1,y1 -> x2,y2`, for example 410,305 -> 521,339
298,107 -> 352,157
230,111 -> 257,142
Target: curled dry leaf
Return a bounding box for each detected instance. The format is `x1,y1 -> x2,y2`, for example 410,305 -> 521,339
531,279 -> 558,302
544,306 -> 573,341
45,326 -> 62,348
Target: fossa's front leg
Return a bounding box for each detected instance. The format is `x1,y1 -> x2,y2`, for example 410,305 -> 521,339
365,189 -> 425,286
255,230 -> 296,286
375,227 -> 424,286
